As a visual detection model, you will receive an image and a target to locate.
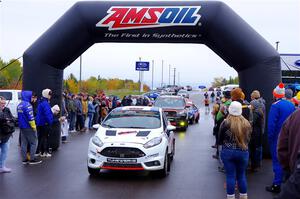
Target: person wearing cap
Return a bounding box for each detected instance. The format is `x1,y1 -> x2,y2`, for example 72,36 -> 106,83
250,90 -> 266,128
292,91 -> 300,107
219,101 -> 252,199
17,91 -> 42,165
36,88 -> 54,158
266,83 -> 295,193
285,89 -> 295,105
249,99 -> 264,172
231,88 -> 251,121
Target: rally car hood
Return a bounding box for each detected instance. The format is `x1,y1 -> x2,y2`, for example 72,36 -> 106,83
95,126 -> 163,145
162,108 -> 185,112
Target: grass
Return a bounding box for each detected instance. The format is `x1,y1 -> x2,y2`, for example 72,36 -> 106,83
104,90 -> 144,98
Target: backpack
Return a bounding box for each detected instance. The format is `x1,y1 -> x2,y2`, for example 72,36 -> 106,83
0,120 -> 15,136
0,108 -> 15,136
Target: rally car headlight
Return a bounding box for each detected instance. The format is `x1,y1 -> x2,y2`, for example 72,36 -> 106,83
92,136 -> 103,147
143,137 -> 162,149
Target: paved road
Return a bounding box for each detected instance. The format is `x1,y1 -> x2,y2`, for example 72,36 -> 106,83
1,91 -> 275,199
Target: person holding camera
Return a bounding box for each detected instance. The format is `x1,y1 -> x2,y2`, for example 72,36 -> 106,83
0,96 -> 15,173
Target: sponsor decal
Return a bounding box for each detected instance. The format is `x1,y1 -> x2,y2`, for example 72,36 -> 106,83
107,158 -> 137,164
118,131 -> 138,135
96,6 -> 201,30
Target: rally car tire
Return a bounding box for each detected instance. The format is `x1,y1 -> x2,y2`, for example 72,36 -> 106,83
88,167 -> 100,176
189,116 -> 194,124
170,140 -> 175,161
153,151 -> 170,178
182,124 -> 188,131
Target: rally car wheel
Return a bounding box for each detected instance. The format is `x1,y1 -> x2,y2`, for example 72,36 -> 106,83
182,124 -> 188,131
189,116 -> 194,124
154,151 -> 170,178
88,167 -> 100,176
170,140 -> 175,161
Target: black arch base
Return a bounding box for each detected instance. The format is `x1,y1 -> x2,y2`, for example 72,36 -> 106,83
23,1 -> 280,152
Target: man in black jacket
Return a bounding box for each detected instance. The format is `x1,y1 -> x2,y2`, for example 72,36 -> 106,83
0,96 -> 15,173
275,152 -> 300,199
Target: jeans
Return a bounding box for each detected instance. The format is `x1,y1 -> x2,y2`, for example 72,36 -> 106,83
88,113 -> 94,128
69,111 -> 76,131
221,148 -> 249,195
0,139 -> 9,168
20,128 -> 38,161
269,138 -> 283,185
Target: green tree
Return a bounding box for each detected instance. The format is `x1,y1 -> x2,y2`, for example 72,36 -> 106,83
0,57 -> 22,89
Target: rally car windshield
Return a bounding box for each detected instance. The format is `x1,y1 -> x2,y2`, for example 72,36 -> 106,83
102,110 -> 161,129
154,98 -> 185,109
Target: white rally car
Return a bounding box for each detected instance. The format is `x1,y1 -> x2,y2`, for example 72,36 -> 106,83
87,106 -> 176,177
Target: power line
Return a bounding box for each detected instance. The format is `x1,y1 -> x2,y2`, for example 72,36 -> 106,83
0,56 -> 22,72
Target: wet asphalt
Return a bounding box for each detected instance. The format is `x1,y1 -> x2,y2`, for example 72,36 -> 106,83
0,91 -> 275,199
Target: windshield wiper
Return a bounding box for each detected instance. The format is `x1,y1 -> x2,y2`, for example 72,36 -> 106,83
102,124 -> 116,128
124,126 -> 146,129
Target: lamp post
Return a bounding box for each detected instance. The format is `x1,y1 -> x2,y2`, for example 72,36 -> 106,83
152,60 -> 154,90
169,64 -> 171,85
161,60 -> 164,87
79,55 -> 82,92
173,68 -> 176,86
139,57 -> 143,92
275,41 -> 280,51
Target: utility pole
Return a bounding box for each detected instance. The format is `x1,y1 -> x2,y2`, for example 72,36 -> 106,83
168,64 -> 171,85
139,57 -> 143,92
79,55 -> 82,92
275,41 -> 280,51
173,68 -> 176,86
152,60 -> 154,90
161,60 -> 164,87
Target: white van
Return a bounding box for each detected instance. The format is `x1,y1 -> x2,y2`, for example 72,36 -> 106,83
0,90 -> 21,118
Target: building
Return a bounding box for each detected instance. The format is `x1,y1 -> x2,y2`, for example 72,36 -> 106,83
281,54 -> 300,84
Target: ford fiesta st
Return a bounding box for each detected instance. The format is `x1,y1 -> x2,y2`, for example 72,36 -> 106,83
87,106 -> 176,177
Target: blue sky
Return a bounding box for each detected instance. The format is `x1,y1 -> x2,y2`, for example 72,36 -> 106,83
1,0 -> 299,88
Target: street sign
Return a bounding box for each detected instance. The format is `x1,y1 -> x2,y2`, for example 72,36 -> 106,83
136,61 -> 150,71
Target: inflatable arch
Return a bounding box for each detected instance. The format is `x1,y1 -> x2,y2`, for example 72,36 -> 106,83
23,1 -> 281,150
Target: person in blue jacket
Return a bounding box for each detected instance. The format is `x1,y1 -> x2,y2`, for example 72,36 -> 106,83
36,88 -> 53,158
266,83 -> 295,193
17,91 -> 42,165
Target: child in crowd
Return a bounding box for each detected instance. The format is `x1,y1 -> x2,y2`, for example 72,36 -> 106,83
60,116 -> 69,143
204,98 -> 210,113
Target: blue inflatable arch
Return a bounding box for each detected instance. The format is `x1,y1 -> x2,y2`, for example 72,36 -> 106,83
23,1 -> 280,149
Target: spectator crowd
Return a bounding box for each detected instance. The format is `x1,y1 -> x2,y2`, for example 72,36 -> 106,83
0,84 -> 300,199
209,83 -> 300,199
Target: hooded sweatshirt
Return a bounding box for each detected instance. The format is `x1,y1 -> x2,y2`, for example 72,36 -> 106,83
17,91 -> 36,130
36,97 -> 53,126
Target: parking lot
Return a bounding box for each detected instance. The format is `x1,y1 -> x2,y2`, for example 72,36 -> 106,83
0,91 -> 274,199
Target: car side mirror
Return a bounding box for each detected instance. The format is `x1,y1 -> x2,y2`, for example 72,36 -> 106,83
167,125 -> 176,131
92,124 -> 100,129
